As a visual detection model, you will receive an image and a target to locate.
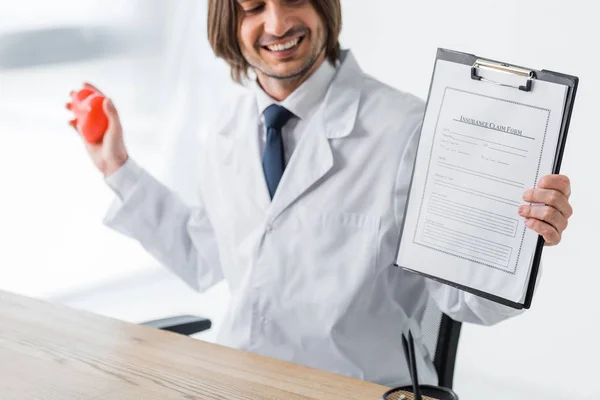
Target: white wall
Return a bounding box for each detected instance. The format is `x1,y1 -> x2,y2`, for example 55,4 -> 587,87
340,1 -> 598,399
0,0 -> 173,298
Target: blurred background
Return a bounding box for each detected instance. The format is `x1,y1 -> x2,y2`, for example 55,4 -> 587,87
0,1 -> 597,399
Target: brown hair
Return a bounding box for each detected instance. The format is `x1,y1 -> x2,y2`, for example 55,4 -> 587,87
207,0 -> 342,84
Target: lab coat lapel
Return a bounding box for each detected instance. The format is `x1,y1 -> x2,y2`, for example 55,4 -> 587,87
234,105 -> 272,216
267,114 -> 333,222
267,50 -> 363,222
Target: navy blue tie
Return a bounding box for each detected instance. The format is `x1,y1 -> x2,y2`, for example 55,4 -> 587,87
262,104 -> 295,199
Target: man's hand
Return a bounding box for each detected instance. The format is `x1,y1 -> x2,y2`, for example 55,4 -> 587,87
67,83 -> 128,177
518,174 -> 573,246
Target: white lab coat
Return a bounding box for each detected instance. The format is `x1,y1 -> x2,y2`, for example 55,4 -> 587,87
104,50 -> 522,387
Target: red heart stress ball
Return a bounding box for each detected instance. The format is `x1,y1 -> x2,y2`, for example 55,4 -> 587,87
66,84 -> 109,144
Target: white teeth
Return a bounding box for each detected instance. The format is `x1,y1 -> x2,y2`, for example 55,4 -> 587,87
267,38 -> 300,52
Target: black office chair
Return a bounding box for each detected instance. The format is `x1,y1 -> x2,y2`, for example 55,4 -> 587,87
418,295 -> 462,389
143,295 -> 462,389
142,314 -> 213,336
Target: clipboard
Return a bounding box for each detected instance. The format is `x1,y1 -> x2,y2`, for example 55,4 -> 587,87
394,48 -> 579,309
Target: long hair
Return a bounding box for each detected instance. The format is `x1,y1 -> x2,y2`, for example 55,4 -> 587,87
207,0 -> 342,84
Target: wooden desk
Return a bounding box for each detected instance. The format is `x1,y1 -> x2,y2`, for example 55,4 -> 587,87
0,290 -> 389,399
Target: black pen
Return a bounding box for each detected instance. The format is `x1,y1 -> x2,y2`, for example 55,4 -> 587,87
401,333 -> 413,386
408,331 -> 422,400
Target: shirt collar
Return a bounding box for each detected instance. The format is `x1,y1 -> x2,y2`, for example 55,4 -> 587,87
253,59 -> 338,121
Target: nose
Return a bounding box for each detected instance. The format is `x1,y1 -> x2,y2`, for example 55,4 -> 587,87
264,3 -> 292,38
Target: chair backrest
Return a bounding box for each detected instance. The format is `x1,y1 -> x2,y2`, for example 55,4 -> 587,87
418,295 -> 462,389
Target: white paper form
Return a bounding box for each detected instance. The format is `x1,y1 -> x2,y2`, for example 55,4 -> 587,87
397,59 -> 568,303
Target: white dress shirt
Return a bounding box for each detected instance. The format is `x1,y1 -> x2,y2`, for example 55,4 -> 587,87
254,59 -> 337,165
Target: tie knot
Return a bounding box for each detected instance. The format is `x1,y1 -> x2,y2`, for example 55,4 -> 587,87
263,104 -> 295,130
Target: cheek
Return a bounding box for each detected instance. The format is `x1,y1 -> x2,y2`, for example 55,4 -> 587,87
301,8 -> 324,37
238,22 -> 259,52
314,20 -> 326,43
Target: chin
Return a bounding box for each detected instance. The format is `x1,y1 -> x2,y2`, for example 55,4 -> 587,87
271,63 -> 308,78
264,54 -> 316,79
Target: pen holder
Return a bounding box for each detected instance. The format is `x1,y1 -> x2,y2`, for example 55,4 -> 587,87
382,384 -> 459,400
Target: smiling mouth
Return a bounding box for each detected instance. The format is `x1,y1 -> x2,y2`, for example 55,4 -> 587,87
262,36 -> 305,53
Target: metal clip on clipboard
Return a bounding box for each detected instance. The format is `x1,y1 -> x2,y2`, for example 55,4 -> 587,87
471,59 -> 536,92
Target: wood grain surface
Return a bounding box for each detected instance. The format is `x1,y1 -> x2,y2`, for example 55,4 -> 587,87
0,290 -> 389,399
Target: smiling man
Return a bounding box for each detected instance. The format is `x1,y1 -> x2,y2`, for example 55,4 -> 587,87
73,0 -> 574,387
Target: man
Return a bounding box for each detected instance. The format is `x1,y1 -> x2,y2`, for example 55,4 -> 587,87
70,0 -> 573,387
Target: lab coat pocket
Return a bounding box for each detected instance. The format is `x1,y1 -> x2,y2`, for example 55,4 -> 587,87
281,206 -> 381,308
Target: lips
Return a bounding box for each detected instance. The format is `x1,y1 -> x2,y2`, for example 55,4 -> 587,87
261,35 -> 305,53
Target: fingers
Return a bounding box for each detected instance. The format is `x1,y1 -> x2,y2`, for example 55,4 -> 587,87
522,188 -> 573,219
519,204 -> 568,233
537,174 -> 571,199
524,218 -> 561,246
521,174 -> 573,246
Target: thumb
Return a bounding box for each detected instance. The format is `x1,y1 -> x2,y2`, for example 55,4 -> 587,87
103,97 -> 122,133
